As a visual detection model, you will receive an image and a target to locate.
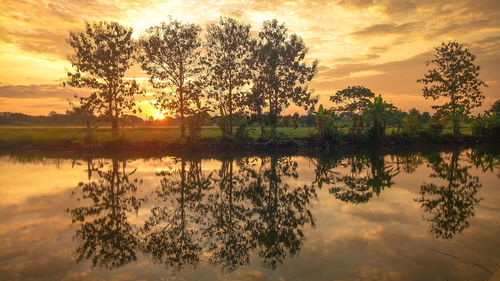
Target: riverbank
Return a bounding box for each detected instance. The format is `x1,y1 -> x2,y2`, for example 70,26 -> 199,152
1,130 -> 498,160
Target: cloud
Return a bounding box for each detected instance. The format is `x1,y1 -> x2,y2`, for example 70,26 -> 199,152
0,84 -> 88,99
350,22 -> 420,37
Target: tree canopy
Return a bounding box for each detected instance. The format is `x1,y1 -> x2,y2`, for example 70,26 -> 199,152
65,21 -> 142,137
252,19 -> 318,138
139,19 -> 202,139
203,17 -> 255,137
417,41 -> 487,136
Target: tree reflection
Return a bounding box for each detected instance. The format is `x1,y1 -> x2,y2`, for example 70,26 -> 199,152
68,159 -> 144,269
246,156 -> 316,269
142,159 -> 211,270
325,153 -> 399,204
416,150 -> 482,239
202,158 -> 255,272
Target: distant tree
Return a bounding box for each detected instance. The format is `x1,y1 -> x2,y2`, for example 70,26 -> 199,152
64,21 -> 142,138
139,20 -> 202,139
417,41 -> 487,137
330,86 -> 375,135
203,17 -> 255,137
402,110 -> 423,137
252,19 -> 318,139
420,112 -> 431,124
490,99 -> 500,114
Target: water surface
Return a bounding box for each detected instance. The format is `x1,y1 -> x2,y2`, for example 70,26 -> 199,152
1,149 -> 499,280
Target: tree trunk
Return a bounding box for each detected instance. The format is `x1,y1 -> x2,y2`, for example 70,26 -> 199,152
111,117 -> 119,138
86,118 -> 92,140
180,87 -> 185,140
229,87 -> 233,136
452,116 -> 460,137
260,116 -> 265,139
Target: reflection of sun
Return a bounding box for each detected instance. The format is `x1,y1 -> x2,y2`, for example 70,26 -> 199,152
155,112 -> 165,120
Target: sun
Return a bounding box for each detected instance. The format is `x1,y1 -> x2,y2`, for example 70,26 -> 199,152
155,112 -> 165,120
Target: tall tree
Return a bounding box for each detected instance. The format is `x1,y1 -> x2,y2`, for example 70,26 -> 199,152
365,95 -> 394,140
417,41 -> 487,137
330,85 -> 375,136
139,20 -> 202,139
252,19 -> 318,139
203,17 -> 255,137
65,21 -> 142,138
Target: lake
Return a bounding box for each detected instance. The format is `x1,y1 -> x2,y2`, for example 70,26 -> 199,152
1,148 -> 499,280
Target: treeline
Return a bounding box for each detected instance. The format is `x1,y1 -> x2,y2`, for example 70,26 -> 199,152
60,18 -> 495,143
65,18 -> 316,141
0,111 -> 143,126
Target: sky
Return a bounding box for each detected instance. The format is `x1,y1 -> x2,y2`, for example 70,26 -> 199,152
0,0 -> 499,119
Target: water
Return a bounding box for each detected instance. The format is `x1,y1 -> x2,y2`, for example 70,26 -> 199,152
0,149 -> 499,280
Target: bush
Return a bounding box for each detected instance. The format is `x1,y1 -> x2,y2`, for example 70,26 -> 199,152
470,112 -> 500,138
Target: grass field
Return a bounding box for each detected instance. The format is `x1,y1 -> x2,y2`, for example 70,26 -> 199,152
0,126 -> 317,146
0,124 -> 476,149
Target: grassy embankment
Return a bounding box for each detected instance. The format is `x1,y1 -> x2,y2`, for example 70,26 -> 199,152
0,126 -> 314,146
0,125 -> 482,154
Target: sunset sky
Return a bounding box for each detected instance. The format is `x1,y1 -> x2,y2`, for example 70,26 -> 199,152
0,0 -> 499,118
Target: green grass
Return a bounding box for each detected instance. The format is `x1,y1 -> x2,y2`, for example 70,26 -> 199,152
0,126 -> 317,146
0,124 -> 478,149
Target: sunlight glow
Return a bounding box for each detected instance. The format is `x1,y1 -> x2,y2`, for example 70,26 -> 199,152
155,112 -> 165,120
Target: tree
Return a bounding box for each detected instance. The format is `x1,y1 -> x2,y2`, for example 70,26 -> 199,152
330,85 -> 375,136
65,21 -> 142,138
139,20 -> 202,139
365,95 -> 394,140
252,19 -> 318,139
203,17 -> 255,137
490,99 -> 500,114
417,41 -> 487,137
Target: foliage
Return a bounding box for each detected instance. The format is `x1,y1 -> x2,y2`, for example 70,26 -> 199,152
365,95 -> 394,140
416,151 -> 481,239
203,17 -> 255,137
184,81 -> 212,143
314,105 -> 340,140
402,111 -> 423,137
252,19 -> 318,139
139,19 -> 202,139
490,99 -> 500,114
64,21 -> 142,138
330,85 -> 375,136
470,111 -> 500,137
417,41 -> 487,136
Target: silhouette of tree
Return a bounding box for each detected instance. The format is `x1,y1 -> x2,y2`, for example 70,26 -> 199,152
252,19 -> 318,139
417,41 -> 487,137
68,159 -> 144,269
203,17 -> 255,137
64,22 -> 143,138
328,153 -> 398,204
394,153 -> 424,174
202,159 -> 256,272
139,19 -> 202,139
365,95 -> 394,140
416,150 -> 482,239
467,149 -> 500,173
312,153 -> 343,189
142,159 -> 211,270
246,156 -> 316,269
491,99 -> 500,115
330,85 -> 375,136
